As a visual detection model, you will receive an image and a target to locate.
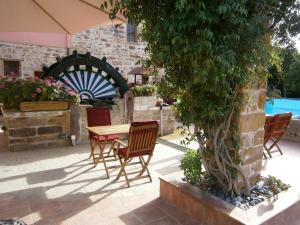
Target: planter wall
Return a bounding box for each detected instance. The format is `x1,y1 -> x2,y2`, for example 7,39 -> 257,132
134,96 -> 157,111
19,101 -> 69,112
282,117 -> 300,143
2,109 -> 71,151
160,178 -> 300,225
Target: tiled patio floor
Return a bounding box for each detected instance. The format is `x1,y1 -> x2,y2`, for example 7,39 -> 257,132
0,135 -> 201,225
0,135 -> 299,225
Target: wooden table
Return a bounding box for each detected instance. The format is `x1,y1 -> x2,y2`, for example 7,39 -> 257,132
87,124 -> 130,136
86,124 -> 130,177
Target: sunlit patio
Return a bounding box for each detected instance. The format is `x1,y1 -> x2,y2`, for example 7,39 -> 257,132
0,135 -> 299,225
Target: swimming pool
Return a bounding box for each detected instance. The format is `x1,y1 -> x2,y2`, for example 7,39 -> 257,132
265,98 -> 300,117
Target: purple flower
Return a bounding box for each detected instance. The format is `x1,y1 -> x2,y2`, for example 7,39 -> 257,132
36,87 -> 42,94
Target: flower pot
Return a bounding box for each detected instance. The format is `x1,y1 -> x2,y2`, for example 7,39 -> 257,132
19,101 -> 69,112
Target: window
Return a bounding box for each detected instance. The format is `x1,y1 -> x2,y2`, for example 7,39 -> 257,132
127,23 -> 138,42
3,60 -> 20,77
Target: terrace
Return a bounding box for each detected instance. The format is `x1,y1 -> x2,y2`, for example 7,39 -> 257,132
0,134 -> 300,225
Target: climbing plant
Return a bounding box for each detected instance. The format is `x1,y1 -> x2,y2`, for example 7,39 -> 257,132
103,0 -> 300,195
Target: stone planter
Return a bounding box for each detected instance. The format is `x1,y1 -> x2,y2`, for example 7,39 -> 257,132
2,108 -> 71,151
160,178 -> 300,225
134,95 -> 157,111
19,101 -> 69,112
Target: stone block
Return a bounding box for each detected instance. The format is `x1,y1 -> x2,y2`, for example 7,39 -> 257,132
239,112 -> 265,133
258,90 -> 267,110
239,146 -> 264,165
9,128 -> 36,137
6,118 -> 47,128
253,129 -> 264,145
37,126 -> 62,135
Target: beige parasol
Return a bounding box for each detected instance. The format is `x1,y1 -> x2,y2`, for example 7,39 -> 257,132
0,0 -> 126,34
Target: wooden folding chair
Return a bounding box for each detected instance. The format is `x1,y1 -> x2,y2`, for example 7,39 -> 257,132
113,121 -> 159,187
263,112 -> 292,158
86,107 -> 118,178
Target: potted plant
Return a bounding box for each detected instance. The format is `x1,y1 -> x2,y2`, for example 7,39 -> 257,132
130,84 -> 157,110
0,75 -> 80,111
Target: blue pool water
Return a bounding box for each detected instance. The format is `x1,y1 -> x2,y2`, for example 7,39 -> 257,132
265,99 -> 300,117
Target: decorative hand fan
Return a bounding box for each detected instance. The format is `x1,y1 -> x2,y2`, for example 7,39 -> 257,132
42,51 -> 128,100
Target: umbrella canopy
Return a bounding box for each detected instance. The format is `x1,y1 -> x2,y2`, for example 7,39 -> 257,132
0,0 -> 126,34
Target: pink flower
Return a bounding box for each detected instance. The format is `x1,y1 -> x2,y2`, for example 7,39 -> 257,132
44,80 -> 51,87
68,90 -> 77,96
36,87 -> 42,94
34,76 -> 40,81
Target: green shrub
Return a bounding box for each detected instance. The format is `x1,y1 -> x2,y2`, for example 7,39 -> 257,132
263,175 -> 291,195
180,149 -> 203,184
130,84 -> 156,96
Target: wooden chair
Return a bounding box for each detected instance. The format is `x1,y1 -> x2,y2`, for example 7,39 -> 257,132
264,112 -> 292,158
113,121 -> 159,187
86,107 -> 118,177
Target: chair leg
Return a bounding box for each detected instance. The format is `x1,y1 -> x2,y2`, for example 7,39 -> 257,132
89,139 -> 93,159
107,141 -> 117,159
271,137 -> 283,155
95,141 -> 110,178
138,155 -> 152,182
116,157 -> 130,187
89,139 -> 97,164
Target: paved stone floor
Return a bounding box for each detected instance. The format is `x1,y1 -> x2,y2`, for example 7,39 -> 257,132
0,134 -> 299,225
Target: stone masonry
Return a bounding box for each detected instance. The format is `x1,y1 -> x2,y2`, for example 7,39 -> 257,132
70,96 -> 176,144
2,109 -> 71,151
238,77 -> 267,188
0,24 -> 146,77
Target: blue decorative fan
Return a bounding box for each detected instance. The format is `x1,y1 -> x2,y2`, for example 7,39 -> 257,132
42,51 -> 129,100
59,70 -> 117,99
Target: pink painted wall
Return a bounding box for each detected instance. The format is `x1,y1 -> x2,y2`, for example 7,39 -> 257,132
0,32 -> 71,48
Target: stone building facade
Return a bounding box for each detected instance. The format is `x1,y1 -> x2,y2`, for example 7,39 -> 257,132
0,24 -> 147,78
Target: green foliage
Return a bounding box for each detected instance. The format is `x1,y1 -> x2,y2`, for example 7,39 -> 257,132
104,0 -> 300,194
180,149 -> 203,184
130,84 -> 156,96
267,47 -> 300,97
0,76 -> 80,109
285,56 -> 300,97
263,175 -> 291,195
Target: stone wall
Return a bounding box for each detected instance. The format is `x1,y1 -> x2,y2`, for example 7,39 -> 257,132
0,42 -> 66,77
238,78 -> 266,188
282,118 -> 300,142
73,97 -> 176,144
2,109 -> 71,151
0,24 -> 146,77
71,24 -> 147,75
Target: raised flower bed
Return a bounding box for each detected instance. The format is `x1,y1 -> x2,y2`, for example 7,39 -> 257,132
0,76 -> 80,151
0,76 -> 79,111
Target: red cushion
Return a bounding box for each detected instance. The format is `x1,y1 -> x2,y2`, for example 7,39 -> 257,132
92,135 -> 119,142
117,147 -> 151,158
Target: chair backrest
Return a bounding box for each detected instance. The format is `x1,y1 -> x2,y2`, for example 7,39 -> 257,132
86,107 -> 111,137
272,112 -> 292,137
264,113 -> 292,141
127,121 -> 159,157
264,115 -> 277,140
